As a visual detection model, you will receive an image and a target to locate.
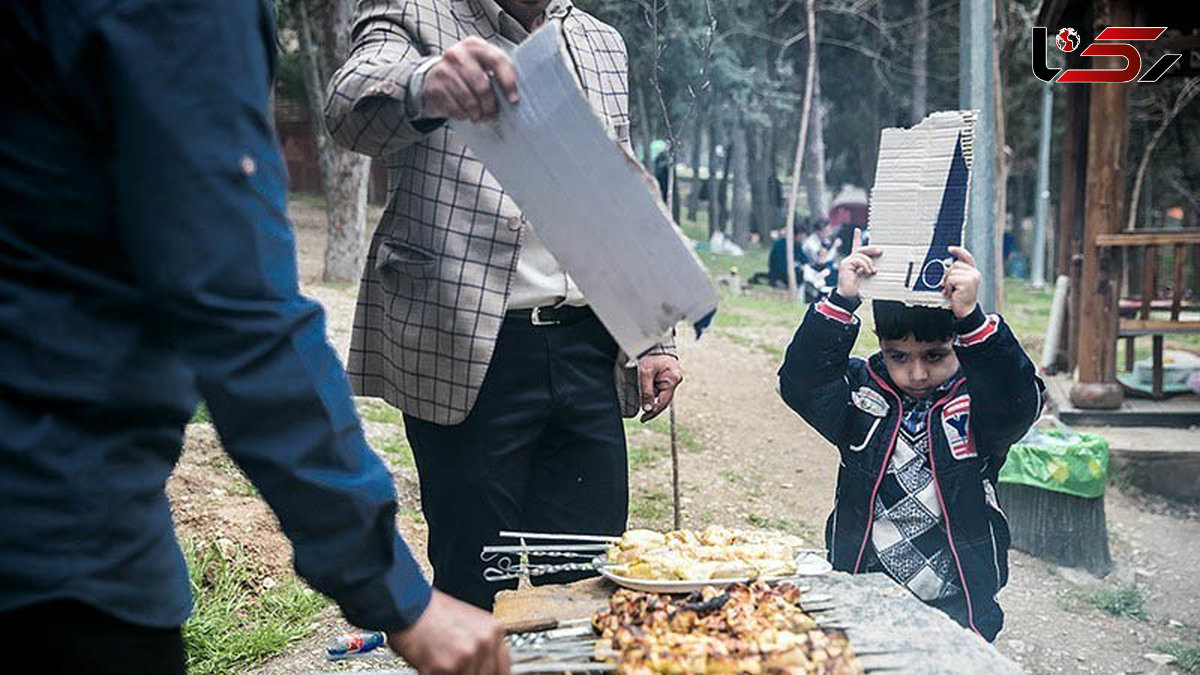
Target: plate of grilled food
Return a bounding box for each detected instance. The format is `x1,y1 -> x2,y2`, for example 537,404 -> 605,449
594,526 -> 832,593
505,580 -> 868,674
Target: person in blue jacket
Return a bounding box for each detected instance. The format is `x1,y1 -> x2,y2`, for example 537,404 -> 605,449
778,229 -> 1044,641
0,2 -> 509,673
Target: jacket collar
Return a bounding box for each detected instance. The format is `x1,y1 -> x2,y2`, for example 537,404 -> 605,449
473,0 -> 573,38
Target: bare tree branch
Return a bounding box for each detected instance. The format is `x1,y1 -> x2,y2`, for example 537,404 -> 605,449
1127,77 -> 1200,230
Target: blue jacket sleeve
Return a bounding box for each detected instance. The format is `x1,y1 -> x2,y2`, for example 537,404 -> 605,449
97,0 -> 431,631
778,293 -> 861,448
953,307 -> 1045,453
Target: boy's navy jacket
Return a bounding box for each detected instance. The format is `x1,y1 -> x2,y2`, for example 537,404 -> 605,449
778,293 -> 1044,641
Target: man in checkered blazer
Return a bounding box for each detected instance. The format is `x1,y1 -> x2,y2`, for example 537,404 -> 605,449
326,0 -> 684,610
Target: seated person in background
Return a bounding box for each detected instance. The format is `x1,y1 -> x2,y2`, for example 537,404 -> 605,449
767,227 -> 809,287
777,229 -> 1044,642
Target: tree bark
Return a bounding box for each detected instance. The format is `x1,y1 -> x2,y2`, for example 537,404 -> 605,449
292,0 -> 370,283
993,1 -> 1007,310
784,0 -> 818,297
708,118 -> 721,238
911,0 -> 929,123
717,121 -> 735,235
748,125 -> 766,239
730,121 -> 751,245
687,104 -> 706,223
636,85 -> 655,173
803,63 -> 827,221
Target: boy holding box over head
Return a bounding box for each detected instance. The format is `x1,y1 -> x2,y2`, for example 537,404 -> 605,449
778,229 -> 1044,641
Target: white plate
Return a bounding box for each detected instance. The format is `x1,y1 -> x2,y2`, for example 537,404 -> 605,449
594,553 -> 832,594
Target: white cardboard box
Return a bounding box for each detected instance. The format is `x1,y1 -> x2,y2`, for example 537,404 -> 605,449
452,25 -> 718,359
859,110 -> 978,307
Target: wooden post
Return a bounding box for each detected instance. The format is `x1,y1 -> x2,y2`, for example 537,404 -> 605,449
1056,80 -> 1089,372
1069,0 -> 1132,410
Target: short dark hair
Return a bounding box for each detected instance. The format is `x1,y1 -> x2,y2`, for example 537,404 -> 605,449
872,300 -> 955,343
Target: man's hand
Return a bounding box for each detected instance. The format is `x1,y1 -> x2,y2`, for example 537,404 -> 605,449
638,355 -> 683,422
835,228 -> 882,299
422,37 -> 519,122
387,590 -> 510,675
943,246 -> 982,318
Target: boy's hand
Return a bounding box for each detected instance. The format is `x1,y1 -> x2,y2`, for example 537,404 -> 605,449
943,246 -> 982,318
836,228 -> 882,299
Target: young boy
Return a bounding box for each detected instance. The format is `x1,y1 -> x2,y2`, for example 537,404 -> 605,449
778,230 -> 1044,641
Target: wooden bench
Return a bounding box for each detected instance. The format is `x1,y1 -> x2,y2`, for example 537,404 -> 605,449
1095,230 -> 1200,399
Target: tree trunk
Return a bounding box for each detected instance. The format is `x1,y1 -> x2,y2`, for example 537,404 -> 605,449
636,85 -> 655,173
997,483 -> 1113,577
1127,79 -> 1200,231
687,105 -> 706,223
784,0 -> 818,297
708,119 -> 721,238
730,122 -> 751,245
747,125 -> 765,239
911,0 -> 929,123
992,0 -> 1007,310
804,64 -> 827,221
717,122 -> 735,235
292,0 -> 370,283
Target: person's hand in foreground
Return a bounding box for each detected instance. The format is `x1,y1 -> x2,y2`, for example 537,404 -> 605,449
835,228 -> 883,299
388,590 -> 511,674
638,354 -> 684,422
422,37 -> 519,122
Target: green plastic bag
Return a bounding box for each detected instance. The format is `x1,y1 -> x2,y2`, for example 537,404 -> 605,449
999,416 -> 1110,499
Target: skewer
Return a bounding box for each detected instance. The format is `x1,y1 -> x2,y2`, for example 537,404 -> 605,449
500,530 -> 621,543
484,543 -> 611,554
511,658 -> 614,667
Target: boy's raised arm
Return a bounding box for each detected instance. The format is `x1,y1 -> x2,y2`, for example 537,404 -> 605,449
779,229 -> 881,447
778,291 -> 863,447
953,307 -> 1045,451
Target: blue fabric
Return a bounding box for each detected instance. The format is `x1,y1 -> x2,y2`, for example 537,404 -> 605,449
0,0 -> 430,630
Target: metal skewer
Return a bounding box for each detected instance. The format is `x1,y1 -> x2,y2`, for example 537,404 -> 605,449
499,530 -> 621,543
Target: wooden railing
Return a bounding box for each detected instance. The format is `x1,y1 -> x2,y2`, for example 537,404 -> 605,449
1095,230 -> 1200,398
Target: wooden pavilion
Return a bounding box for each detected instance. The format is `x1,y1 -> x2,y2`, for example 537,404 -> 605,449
1039,0 -> 1200,423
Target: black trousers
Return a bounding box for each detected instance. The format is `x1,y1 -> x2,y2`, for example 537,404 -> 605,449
0,600 -> 186,674
405,310 -> 629,610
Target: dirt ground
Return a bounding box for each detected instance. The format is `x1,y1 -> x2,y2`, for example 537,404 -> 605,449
169,201 -> 1200,674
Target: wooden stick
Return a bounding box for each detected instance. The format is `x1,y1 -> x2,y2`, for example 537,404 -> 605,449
670,402 -> 681,529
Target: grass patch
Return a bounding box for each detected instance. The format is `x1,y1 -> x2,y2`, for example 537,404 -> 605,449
744,514 -> 818,541
230,477 -> 260,499
191,402 -> 212,424
1086,584 -> 1148,620
628,443 -> 668,468
359,399 -> 404,426
377,436 -> 415,469
629,490 -> 671,521
623,415 -> 701,453
399,507 -> 426,524
183,539 -> 326,675
1157,643 -> 1200,672
717,330 -> 785,361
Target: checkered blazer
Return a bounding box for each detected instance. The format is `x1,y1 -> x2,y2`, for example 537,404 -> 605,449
325,0 -> 675,425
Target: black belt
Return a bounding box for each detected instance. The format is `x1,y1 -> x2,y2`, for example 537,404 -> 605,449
506,304 -> 594,326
